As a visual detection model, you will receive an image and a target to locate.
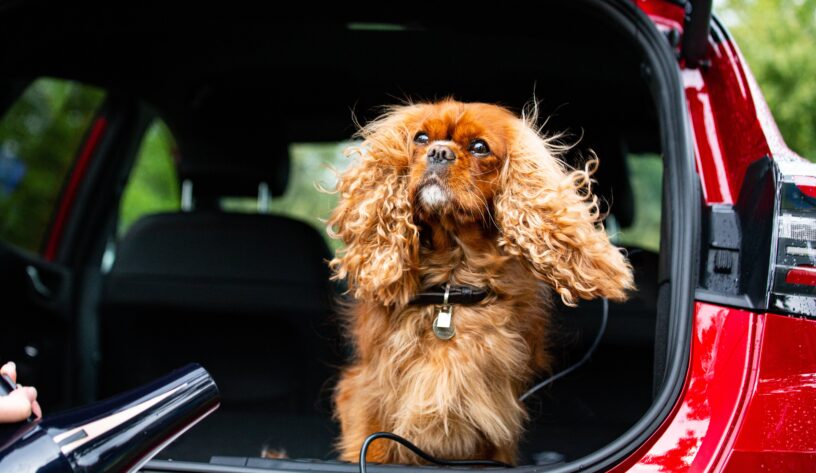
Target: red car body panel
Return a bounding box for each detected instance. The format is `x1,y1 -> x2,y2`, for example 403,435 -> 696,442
610,303 -> 756,472
611,2 -> 816,471
613,305 -> 816,472
726,314 -> 816,471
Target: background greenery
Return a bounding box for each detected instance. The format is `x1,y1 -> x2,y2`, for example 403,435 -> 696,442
0,80 -> 104,252
1,2 -> 814,256
219,142 -> 352,251
720,0 -> 816,162
615,155 -> 663,252
118,121 -> 180,235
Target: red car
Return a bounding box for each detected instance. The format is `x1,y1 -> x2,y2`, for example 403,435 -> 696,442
0,1 -> 814,472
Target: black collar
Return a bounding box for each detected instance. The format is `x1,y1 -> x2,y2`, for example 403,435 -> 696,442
409,284 -> 491,306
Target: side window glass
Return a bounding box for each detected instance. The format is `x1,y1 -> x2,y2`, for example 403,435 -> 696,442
118,119 -> 180,236
612,153 -> 662,252
220,142 -> 354,250
0,78 -> 105,253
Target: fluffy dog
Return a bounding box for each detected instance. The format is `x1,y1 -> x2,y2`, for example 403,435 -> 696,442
327,97 -> 634,465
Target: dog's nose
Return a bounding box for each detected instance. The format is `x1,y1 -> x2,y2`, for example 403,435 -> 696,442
427,143 -> 456,165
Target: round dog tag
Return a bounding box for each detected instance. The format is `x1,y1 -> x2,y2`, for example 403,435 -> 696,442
433,305 -> 455,340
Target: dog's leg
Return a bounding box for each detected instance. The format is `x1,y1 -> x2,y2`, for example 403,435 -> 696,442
333,364 -> 392,463
490,444 -> 518,466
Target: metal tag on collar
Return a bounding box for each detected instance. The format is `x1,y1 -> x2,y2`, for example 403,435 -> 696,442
433,284 -> 455,340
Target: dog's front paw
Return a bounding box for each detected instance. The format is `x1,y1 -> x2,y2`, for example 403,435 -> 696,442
260,444 -> 289,459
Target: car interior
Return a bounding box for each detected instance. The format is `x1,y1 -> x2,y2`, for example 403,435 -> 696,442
0,2 -> 681,469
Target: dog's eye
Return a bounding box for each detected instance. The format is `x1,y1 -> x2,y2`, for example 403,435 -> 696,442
469,139 -> 490,157
414,132 -> 430,145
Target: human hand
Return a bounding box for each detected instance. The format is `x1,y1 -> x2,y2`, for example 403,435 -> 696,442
0,361 -> 42,423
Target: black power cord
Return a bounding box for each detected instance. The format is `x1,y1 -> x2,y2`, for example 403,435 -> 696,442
518,298 -> 609,402
359,432 -> 514,473
357,298 -> 609,473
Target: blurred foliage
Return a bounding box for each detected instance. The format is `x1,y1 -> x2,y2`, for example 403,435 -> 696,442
0,78 -> 104,253
220,149 -> 662,253
220,142 -> 354,251
118,121 -> 180,235
119,129 -> 356,251
616,155 -> 662,253
719,0 -> 816,161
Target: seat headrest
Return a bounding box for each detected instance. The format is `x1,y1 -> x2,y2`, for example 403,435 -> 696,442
178,141 -> 290,198
103,212 -> 332,314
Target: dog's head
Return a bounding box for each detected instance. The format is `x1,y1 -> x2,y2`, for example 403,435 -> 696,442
327,97 -> 633,307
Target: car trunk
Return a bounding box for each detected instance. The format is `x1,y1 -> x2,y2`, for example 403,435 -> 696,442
0,1 -> 699,471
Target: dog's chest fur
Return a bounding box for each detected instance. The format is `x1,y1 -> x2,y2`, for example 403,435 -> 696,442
343,244 -> 553,463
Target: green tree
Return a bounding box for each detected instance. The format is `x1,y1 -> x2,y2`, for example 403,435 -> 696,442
719,0 -> 816,162
118,120 -> 179,235
0,79 -> 104,252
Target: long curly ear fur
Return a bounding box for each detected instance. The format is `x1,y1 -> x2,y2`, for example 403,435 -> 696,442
494,103 -> 635,306
327,104 -> 423,307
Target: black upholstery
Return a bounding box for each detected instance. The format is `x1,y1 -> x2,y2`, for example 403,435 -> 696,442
557,248 -> 659,347
585,133 -> 635,228
519,247 -> 658,463
178,141 -> 291,199
103,212 -> 332,318
98,211 -> 343,458
563,132 -> 635,229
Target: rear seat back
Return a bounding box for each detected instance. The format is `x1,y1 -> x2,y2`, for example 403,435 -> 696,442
99,140 -> 342,414
98,211 -> 342,412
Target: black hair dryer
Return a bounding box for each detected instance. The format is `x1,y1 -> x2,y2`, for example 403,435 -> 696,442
0,364 -> 219,472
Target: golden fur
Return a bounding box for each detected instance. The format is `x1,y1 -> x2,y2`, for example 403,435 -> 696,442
327,97 -> 634,465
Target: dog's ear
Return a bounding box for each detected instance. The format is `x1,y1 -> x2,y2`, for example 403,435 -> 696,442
327,104 -> 423,307
493,107 -> 634,306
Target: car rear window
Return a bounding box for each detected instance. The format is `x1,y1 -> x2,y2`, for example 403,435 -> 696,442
614,153 -> 662,253
0,78 -> 105,253
117,130 -> 356,250
118,118 -> 180,236
117,134 -> 662,254
220,142 -> 354,250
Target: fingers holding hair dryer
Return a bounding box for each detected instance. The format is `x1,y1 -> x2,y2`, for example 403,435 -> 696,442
0,361 -> 42,423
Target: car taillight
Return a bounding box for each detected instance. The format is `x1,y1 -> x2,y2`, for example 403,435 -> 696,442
770,161 -> 816,316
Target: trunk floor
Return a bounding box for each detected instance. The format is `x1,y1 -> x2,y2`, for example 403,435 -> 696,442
157,343 -> 652,466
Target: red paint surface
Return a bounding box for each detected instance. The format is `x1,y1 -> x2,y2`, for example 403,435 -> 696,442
609,302 -> 816,472
725,314 -> 816,469
794,176 -> 816,198
611,3 -> 816,471
683,39 -> 773,204
43,116 -> 108,261
609,303 -> 758,472
636,0 -> 685,31
641,0 -> 805,205
684,69 -> 736,204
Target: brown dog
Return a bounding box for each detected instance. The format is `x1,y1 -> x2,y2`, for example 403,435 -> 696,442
327,98 -> 633,465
